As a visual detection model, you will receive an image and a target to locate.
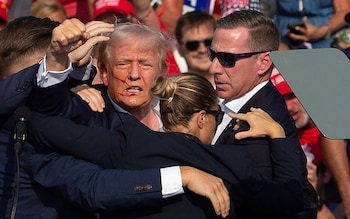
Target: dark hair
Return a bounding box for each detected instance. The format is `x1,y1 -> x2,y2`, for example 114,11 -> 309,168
151,72 -> 218,130
175,10 -> 216,43
217,10 -> 280,51
0,16 -> 60,78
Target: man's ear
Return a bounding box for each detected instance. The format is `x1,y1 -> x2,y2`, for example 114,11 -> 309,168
257,52 -> 273,76
99,62 -> 109,86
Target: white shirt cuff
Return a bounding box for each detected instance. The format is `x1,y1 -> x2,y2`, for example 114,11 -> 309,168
70,57 -> 93,81
160,166 -> 184,198
37,56 -> 73,87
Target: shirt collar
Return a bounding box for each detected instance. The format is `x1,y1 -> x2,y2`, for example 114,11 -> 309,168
222,80 -> 269,113
107,92 -> 164,131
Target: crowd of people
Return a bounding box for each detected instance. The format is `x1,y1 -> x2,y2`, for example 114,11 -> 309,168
1,0 -> 350,219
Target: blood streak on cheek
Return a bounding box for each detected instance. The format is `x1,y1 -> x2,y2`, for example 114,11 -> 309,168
115,77 -> 136,96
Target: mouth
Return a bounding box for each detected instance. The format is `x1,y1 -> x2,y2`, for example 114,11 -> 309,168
126,86 -> 142,92
122,86 -> 143,96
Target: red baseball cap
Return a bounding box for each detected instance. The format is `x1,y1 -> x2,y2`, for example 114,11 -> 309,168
0,0 -> 11,22
93,0 -> 134,20
271,71 -> 293,96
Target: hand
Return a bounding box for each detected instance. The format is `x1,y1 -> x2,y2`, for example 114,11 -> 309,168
69,21 -> 114,67
288,17 -> 326,42
306,162 -> 317,189
229,107 -> 285,140
47,18 -> 88,71
71,84 -> 105,112
47,19 -> 114,71
180,166 -> 230,218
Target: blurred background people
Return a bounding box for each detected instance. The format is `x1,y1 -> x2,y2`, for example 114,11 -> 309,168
56,0 -> 94,23
271,72 -> 325,165
175,10 -> 216,86
271,71 -> 350,218
273,0 -> 350,49
128,0 -> 181,76
219,0 -> 261,17
30,0 -> 67,23
92,0 -> 135,23
151,0 -> 183,38
0,0 -> 10,30
321,138 -> 350,219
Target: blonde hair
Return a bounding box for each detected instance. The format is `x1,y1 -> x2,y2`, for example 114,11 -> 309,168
31,0 -> 67,20
98,22 -> 169,76
151,73 -> 218,130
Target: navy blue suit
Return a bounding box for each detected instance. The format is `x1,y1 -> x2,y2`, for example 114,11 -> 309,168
215,81 -> 317,218
0,65 -> 36,124
27,71 -> 317,218
0,65 -> 163,218
29,111 -> 306,219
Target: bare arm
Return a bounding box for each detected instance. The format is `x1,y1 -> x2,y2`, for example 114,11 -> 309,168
289,0 -> 350,42
156,0 -> 183,36
130,0 -> 160,30
329,0 -> 350,33
321,137 -> 350,218
86,0 -> 95,20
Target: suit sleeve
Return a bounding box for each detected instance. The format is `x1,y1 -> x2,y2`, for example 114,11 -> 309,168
29,112 -> 126,168
0,64 -> 38,122
22,143 -> 163,211
29,111 -> 314,218
28,77 -> 95,127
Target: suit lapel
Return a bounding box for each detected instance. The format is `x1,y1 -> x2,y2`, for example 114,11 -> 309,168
215,81 -> 274,145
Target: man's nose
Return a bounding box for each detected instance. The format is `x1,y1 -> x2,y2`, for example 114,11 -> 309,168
128,63 -> 141,80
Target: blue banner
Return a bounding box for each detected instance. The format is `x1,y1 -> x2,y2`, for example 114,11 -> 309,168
183,0 -> 215,14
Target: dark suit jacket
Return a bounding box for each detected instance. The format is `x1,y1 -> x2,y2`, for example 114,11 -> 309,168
0,65 -> 94,218
0,65 -> 163,218
28,71 -> 317,218
215,81 -> 317,218
0,64 -> 36,124
29,111 -> 310,219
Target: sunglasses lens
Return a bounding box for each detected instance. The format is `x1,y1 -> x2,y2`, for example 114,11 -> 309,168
208,48 -> 236,67
218,53 -> 235,67
185,41 -> 200,51
216,111 -> 224,126
208,48 -> 215,61
204,39 -> 212,47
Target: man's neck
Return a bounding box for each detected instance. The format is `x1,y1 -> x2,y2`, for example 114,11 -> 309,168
130,107 -> 160,131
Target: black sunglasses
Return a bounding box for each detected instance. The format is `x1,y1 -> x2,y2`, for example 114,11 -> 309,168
184,38 -> 213,51
192,105 -> 224,127
206,108 -> 224,127
207,47 -> 269,67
